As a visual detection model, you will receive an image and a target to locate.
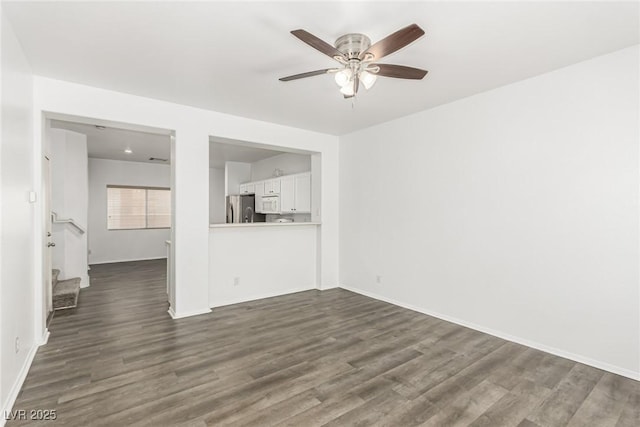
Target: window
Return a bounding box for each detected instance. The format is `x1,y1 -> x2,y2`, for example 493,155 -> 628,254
107,186 -> 171,230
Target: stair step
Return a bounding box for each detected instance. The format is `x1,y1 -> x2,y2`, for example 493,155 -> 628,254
52,269 -> 60,288
53,277 -> 81,310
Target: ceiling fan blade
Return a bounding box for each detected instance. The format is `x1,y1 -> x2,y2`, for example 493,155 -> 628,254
361,24 -> 425,60
291,29 -> 346,61
279,69 -> 337,81
374,64 -> 428,80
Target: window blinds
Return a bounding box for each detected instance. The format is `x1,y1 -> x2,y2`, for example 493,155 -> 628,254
107,186 -> 171,230
147,188 -> 171,228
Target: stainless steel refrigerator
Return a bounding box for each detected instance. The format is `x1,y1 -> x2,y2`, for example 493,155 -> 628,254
226,194 -> 266,223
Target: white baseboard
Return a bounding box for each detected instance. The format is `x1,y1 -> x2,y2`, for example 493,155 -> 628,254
168,307 -> 211,319
1,343 -> 39,426
209,286 -> 315,309
38,329 -> 50,346
80,274 -> 90,289
339,285 -> 640,382
89,256 -> 167,265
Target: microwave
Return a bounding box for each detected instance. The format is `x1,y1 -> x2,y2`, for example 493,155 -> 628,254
260,195 -> 280,214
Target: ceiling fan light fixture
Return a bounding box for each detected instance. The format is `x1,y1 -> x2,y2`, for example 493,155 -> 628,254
334,69 -> 352,87
339,83 -> 355,97
359,70 -> 377,90
280,24 -> 428,100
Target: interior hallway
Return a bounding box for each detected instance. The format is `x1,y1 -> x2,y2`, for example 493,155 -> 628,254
8,260 -> 639,426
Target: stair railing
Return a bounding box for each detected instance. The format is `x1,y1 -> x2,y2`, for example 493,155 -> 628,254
51,211 -> 86,234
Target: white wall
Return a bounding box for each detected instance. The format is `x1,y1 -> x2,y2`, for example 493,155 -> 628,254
88,158 -> 171,264
225,161 -> 251,196
340,46 -> 640,379
250,152 -> 311,181
209,225 -> 317,307
0,11 -> 37,421
209,167 -> 225,224
49,129 -> 89,286
33,76 -> 339,320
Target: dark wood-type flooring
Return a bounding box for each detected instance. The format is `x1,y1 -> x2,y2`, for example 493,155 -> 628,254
9,259 -> 639,426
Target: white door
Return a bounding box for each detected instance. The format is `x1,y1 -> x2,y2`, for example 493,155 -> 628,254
43,156 -> 53,316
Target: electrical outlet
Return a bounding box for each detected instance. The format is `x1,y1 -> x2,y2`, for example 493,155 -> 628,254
233,277 -> 240,286
15,337 -> 19,353
376,275 -> 382,284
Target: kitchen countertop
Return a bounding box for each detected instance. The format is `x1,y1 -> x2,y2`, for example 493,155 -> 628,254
210,222 -> 321,228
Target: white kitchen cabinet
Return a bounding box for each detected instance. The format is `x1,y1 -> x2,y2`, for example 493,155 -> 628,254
254,181 -> 265,212
239,183 -> 255,194
280,173 -> 311,214
264,178 -> 281,195
280,176 -> 295,213
294,173 -> 311,213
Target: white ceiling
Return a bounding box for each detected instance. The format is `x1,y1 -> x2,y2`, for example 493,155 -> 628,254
51,120 -> 171,164
6,2 -> 639,135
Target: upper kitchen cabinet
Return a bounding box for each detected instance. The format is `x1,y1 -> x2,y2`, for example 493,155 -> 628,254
264,178 -> 281,195
280,173 -> 311,213
239,183 -> 255,194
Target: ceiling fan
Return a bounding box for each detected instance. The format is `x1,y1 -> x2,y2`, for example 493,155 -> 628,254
279,24 -> 428,98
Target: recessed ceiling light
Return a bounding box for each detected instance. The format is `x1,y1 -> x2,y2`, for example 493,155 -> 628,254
124,148 -> 133,154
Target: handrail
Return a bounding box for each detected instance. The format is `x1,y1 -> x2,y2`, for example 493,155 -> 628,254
51,211 -> 86,234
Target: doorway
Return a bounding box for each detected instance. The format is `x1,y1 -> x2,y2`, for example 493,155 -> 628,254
40,114 -> 175,325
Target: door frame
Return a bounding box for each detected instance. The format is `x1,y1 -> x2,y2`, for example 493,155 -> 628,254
43,155 -> 53,319
33,114 -> 49,345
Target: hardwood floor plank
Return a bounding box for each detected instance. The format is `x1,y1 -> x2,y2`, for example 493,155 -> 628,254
320,389 -> 406,427
517,419 -> 543,427
525,364 -> 605,427
615,385 -> 640,427
224,388 -> 321,427
313,347 -> 423,401
418,342 -> 527,409
371,394 -> 439,427
275,393 -> 365,427
566,372 -> 636,427
468,379 -> 552,427
201,360 -> 354,425
418,379 -> 508,427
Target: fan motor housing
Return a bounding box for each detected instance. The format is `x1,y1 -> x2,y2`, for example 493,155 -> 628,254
335,33 -> 371,59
